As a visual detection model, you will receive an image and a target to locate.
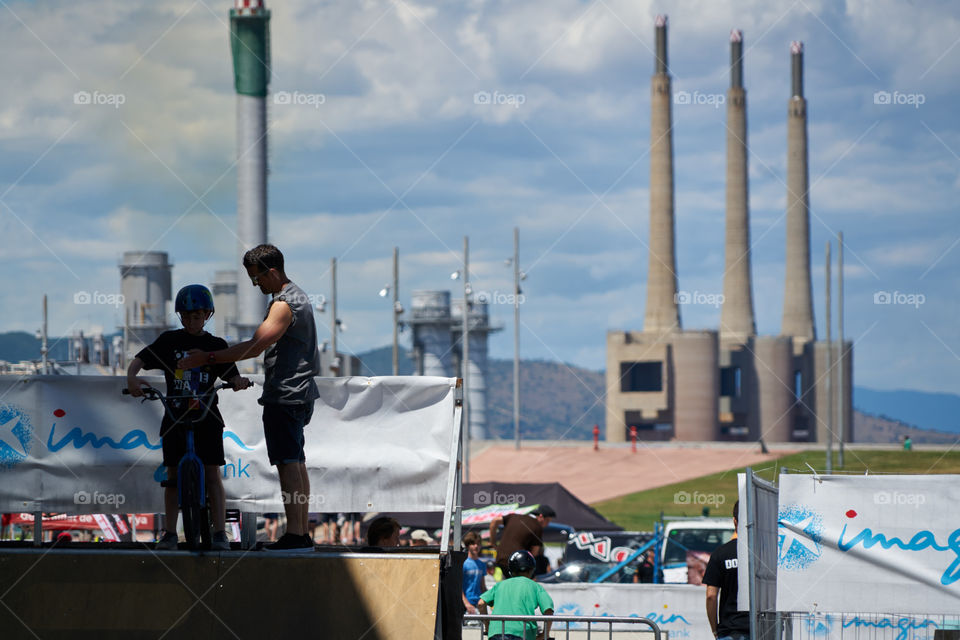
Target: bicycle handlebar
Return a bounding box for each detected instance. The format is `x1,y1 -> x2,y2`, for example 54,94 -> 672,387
123,382 -> 242,425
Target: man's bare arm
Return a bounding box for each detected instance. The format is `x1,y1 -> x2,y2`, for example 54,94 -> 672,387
178,301 -> 292,369
705,585 -> 720,637
489,516 -> 503,544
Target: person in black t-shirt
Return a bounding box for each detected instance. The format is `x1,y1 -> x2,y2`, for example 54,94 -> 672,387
127,284 -> 250,550
703,500 -> 750,640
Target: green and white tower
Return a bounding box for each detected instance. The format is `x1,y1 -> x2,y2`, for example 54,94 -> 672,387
230,0 -> 271,339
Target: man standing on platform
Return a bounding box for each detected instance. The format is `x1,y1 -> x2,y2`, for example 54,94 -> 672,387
488,505 -> 555,581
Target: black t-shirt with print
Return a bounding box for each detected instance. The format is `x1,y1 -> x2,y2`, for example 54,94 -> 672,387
703,538 -> 750,636
135,330 -> 239,434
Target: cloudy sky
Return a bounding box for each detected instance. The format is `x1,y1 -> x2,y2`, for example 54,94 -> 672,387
1,0 -> 958,395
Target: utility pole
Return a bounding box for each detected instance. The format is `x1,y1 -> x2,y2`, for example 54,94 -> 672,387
825,242 -> 833,473
462,236 -> 470,483
513,227 -> 521,450
837,232 -> 845,469
331,257 -> 338,375
392,247 -> 400,375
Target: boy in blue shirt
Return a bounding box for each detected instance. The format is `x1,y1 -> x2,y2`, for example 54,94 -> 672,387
462,531 -> 486,614
478,550 -> 553,640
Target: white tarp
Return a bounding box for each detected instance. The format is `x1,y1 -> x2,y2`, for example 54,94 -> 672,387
546,583 -> 709,640
777,474 -> 960,614
0,375 -> 458,514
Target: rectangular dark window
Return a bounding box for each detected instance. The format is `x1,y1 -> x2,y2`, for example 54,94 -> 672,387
719,366 -> 741,397
620,361 -> 663,392
794,370 -> 802,398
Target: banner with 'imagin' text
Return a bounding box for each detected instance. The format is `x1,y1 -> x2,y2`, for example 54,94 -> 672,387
777,474 -> 960,614
0,375 -> 458,514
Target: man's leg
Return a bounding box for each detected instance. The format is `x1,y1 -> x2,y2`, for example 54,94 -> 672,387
164,467 -> 178,533
277,462 -> 306,535
298,462 -> 309,538
205,465 -> 226,533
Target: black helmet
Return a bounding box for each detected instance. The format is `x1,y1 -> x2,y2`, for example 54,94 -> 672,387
175,284 -> 215,316
508,550 -> 536,575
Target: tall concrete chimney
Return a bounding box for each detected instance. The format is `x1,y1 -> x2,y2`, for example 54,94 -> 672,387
230,0 -> 271,340
644,15 -> 681,334
781,41 -> 815,347
720,29 -> 756,342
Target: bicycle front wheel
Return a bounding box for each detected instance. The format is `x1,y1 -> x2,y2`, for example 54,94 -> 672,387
180,464 -> 203,549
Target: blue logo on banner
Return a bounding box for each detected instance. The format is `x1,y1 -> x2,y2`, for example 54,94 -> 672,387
778,504 -> 823,570
0,404 -> 32,469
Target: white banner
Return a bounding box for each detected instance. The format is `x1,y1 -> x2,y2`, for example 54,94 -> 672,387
546,583 -> 709,640
777,474 -> 960,614
0,375 -> 458,514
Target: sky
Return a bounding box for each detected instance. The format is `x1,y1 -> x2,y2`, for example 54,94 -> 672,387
1,0 -> 959,394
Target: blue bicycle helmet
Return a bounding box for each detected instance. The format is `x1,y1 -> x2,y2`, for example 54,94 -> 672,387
175,284 -> 215,316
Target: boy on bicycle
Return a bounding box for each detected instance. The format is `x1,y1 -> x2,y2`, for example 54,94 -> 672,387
126,284 -> 250,550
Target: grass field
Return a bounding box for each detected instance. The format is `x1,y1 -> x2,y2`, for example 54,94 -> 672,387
592,448 -> 960,531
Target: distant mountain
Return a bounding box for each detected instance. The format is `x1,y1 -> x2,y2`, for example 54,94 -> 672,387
855,387 -> 960,434
0,331 -> 71,363
854,411 -> 958,445
353,345 -> 604,440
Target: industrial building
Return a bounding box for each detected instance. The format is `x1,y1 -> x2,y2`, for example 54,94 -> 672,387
606,18 -> 853,444
408,290 -> 500,440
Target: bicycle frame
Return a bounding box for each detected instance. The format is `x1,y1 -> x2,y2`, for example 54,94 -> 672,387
123,381 -> 233,549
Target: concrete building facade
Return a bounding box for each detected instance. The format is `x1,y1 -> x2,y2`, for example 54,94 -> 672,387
605,22 -> 853,444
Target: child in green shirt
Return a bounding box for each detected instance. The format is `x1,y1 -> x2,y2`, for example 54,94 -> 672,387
477,550 -> 553,640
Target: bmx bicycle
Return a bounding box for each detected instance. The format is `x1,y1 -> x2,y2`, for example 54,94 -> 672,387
123,382 -> 240,550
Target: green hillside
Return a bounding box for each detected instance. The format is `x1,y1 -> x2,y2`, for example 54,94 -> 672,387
593,448 -> 960,531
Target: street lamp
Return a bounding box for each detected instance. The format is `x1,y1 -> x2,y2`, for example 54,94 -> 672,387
451,238 -> 471,482
378,247 -> 403,375
505,227 -> 526,450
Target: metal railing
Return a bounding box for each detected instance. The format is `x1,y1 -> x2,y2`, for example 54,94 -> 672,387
464,614 -> 662,640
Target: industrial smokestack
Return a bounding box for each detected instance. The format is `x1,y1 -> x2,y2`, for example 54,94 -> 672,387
781,41 -> 815,347
720,29 -> 756,342
230,0 -> 271,340
644,14 -> 681,334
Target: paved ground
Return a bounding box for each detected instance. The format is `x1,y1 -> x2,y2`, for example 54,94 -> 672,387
467,442 -> 796,504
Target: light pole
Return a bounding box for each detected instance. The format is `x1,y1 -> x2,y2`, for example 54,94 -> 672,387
462,236 -> 470,483
505,228 -> 526,450
378,246 -> 403,375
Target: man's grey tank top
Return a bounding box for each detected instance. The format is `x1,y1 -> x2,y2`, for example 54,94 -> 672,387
260,281 -> 320,405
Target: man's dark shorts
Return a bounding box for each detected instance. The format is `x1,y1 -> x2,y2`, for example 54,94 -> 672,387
262,402 -> 314,465
161,423 -> 225,467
